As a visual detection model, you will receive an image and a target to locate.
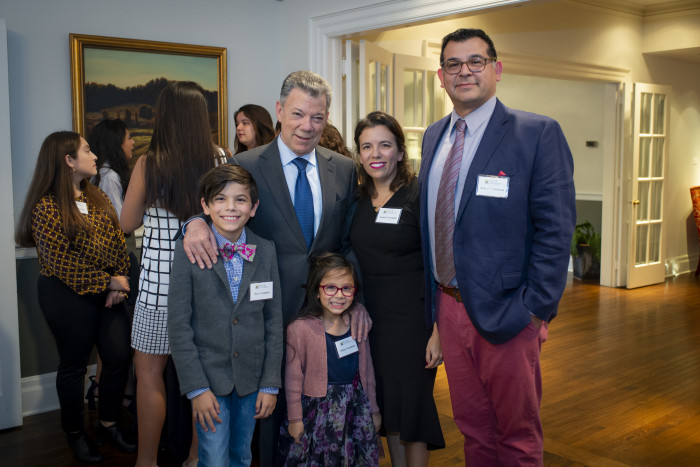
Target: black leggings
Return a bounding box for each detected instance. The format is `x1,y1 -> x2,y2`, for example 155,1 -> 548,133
38,275 -> 131,433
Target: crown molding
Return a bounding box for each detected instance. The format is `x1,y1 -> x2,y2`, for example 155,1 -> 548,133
499,51 -> 630,82
572,0 -> 700,17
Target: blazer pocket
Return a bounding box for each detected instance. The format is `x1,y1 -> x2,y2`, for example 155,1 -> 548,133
501,272 -> 522,290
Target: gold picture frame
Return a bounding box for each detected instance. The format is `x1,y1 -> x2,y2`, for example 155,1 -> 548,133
70,34 -> 228,149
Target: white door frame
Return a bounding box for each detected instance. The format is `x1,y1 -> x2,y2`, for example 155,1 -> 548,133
0,18 -> 23,429
309,0 -> 632,287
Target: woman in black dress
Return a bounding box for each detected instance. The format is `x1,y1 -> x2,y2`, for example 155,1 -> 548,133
349,111 -> 445,466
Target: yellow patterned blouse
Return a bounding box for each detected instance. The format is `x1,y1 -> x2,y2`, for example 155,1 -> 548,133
30,190 -> 129,295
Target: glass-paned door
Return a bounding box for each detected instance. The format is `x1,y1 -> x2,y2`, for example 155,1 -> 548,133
626,83 -> 670,289
344,40 -> 393,145
360,40 -> 393,116
393,53 -> 445,172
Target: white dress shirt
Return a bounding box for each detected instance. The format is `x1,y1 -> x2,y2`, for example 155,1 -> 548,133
277,137 -> 322,236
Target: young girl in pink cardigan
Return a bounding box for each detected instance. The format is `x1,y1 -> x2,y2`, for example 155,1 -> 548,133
278,253 -> 381,466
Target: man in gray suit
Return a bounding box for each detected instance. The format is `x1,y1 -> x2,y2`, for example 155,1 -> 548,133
183,70 -> 370,466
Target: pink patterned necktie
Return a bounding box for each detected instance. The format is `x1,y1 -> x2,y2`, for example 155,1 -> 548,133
434,119 -> 466,285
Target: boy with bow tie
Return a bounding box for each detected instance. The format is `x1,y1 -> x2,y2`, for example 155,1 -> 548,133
168,164 -> 283,466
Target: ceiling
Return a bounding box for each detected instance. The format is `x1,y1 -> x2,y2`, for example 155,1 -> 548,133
584,0 -> 700,64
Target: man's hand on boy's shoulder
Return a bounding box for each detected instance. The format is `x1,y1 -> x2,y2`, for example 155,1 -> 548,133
183,217 -> 219,269
254,392 -> 277,419
192,390 -> 222,432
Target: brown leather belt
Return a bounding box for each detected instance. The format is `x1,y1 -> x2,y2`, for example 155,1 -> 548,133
438,284 -> 462,303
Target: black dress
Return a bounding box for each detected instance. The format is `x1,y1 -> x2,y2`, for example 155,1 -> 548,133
350,178 -> 445,449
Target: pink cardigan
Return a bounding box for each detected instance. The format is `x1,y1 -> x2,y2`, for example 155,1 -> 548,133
285,317 -> 379,422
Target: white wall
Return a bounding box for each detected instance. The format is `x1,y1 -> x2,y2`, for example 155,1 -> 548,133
2,0 -> 285,221
496,75 -> 606,198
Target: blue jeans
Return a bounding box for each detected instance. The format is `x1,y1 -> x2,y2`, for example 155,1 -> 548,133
196,388 -> 258,467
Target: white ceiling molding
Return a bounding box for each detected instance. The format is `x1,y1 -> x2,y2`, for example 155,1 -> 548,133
572,0 -> 700,17
499,52 -> 630,82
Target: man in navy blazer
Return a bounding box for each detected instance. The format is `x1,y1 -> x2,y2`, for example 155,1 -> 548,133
419,28 -> 575,465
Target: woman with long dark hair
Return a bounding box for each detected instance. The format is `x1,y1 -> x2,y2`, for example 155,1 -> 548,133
86,117 -> 138,414
121,81 -> 225,467
16,131 -> 134,463
233,103 -> 275,154
88,118 -> 134,218
350,111 -> 445,466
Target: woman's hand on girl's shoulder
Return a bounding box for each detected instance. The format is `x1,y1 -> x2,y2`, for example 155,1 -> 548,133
347,302 -> 372,343
288,420 -> 304,444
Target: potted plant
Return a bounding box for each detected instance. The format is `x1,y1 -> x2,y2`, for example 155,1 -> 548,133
570,221 -> 601,281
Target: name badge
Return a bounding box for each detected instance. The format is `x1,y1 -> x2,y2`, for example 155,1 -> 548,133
476,175 -> 509,198
249,281 -> 273,301
76,201 -> 89,215
334,336 -> 359,358
375,207 -> 402,225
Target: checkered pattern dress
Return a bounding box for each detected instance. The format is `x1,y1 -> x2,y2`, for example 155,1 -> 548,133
131,206 -> 182,355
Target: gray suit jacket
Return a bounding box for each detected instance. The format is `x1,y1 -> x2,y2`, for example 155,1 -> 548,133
231,138 -> 358,322
168,227 -> 283,397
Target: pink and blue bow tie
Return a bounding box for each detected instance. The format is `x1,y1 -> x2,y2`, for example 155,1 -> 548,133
219,243 -> 256,262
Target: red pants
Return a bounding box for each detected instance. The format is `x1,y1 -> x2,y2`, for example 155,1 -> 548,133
437,289 -> 548,466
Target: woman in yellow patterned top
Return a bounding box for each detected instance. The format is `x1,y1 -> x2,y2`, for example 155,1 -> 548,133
16,131 -> 135,463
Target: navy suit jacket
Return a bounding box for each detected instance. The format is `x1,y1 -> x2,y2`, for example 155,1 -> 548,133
231,138 -> 358,322
419,99 -> 576,345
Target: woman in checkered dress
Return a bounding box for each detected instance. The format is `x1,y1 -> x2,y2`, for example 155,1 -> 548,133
121,81 -> 224,467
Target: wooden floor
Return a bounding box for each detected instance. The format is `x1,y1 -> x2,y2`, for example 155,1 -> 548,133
2,273 -> 699,466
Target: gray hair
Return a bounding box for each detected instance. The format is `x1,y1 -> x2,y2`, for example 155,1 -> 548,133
279,70 -> 332,111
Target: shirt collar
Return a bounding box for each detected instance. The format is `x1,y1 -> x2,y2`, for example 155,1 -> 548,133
277,136 -> 317,168
449,96 -> 498,138
213,225 -> 247,249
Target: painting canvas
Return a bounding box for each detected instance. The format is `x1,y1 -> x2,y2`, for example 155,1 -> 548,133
70,34 -> 228,157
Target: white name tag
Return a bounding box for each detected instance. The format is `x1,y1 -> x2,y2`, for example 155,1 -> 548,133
249,281 -> 273,301
76,201 -> 89,214
476,175 -> 509,198
334,336 -> 359,358
375,207 -> 402,224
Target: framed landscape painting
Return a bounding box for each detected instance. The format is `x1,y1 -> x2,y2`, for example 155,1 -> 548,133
70,34 -> 228,155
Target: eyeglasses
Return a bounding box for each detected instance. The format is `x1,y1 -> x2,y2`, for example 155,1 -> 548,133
441,57 -> 497,75
319,284 -> 357,297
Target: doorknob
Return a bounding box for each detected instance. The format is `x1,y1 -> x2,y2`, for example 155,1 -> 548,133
632,200 -> 640,205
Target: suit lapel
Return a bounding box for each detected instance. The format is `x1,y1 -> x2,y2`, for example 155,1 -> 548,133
313,147 -> 335,252
419,116 -> 450,222
456,100 -> 509,224
419,116 -> 450,191
253,141 -> 307,248
213,260 -> 235,307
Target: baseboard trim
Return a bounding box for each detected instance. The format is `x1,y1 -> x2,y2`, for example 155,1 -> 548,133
21,365 -> 96,417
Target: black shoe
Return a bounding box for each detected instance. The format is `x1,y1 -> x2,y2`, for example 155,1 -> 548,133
95,422 -> 137,453
85,375 -> 98,410
67,432 -> 104,463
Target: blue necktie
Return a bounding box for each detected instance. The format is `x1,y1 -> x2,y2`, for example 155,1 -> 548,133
292,157 -> 314,249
